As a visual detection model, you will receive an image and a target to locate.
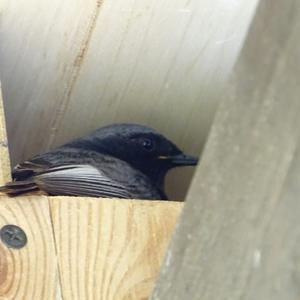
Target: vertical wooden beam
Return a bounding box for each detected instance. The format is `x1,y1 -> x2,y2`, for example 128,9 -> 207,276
152,0 -> 300,299
0,84 -> 11,185
243,144 -> 300,299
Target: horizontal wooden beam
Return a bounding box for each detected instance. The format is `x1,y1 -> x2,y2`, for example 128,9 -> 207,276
0,196 -> 182,299
50,197 -> 181,300
0,196 -> 58,299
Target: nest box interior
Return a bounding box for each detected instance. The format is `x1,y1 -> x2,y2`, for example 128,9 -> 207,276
2,0 -> 299,299
0,1 -> 259,299
0,1 -> 257,201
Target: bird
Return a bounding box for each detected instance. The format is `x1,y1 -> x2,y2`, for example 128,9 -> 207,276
0,123 -> 198,200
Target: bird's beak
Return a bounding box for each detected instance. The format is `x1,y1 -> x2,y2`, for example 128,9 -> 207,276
158,154 -> 198,166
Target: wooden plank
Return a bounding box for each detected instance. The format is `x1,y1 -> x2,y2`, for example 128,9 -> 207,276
49,197 -> 182,300
0,84 -> 11,185
0,196 -> 60,299
242,142 -> 300,300
0,0 -> 258,199
0,0 -> 105,164
151,0 -> 300,299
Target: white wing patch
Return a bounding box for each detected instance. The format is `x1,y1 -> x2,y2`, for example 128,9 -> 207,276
35,164 -> 132,198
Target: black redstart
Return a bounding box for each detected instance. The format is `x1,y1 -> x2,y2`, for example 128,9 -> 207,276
0,123 -> 198,200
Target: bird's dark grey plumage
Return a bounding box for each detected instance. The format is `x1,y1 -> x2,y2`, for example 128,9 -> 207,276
1,124 -> 198,200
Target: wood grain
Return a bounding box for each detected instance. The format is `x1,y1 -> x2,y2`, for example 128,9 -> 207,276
242,143 -> 300,299
0,196 -> 59,299
152,0 -> 300,299
0,0 -> 258,199
49,197 -> 182,300
0,84 -> 11,185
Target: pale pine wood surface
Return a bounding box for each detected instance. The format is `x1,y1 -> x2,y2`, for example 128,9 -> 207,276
0,196 -> 59,300
49,197 -> 181,300
0,196 -> 182,299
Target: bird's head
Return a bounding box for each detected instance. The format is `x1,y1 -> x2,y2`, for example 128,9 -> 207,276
67,123 -> 198,188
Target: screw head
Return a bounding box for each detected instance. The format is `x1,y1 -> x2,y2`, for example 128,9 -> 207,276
0,225 -> 27,249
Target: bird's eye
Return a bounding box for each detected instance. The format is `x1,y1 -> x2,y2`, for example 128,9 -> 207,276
141,138 -> 154,151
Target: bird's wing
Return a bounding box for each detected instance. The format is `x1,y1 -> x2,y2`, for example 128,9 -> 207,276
9,162 -> 133,198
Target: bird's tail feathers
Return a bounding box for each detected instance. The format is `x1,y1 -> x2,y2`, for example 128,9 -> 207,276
0,180 -> 38,196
